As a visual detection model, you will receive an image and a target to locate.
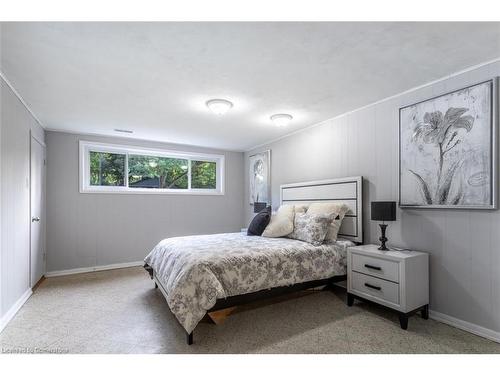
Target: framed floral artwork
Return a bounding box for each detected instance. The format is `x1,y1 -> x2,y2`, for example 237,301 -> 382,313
399,79 -> 497,209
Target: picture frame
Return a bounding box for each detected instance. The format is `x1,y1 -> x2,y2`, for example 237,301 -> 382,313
249,150 -> 271,205
399,78 -> 498,209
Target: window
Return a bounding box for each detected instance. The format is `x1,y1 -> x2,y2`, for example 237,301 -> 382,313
80,141 -> 224,194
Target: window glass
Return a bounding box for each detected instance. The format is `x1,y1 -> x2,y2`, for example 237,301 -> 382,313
128,155 -> 188,189
89,151 -> 125,186
191,160 -> 217,189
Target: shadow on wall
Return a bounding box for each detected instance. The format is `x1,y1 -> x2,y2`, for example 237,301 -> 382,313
363,178 -> 375,243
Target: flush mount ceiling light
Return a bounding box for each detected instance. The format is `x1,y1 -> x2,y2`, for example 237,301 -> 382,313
270,113 -> 293,127
206,99 -> 233,115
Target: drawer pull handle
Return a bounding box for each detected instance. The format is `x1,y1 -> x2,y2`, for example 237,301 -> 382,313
364,264 -> 382,271
364,283 -> 381,291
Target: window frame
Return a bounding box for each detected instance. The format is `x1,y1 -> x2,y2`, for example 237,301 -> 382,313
79,141 -> 225,195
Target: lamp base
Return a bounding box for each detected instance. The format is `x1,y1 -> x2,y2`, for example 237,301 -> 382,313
378,224 -> 388,250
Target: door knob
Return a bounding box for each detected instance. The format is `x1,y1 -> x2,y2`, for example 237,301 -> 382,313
31,217 -> 40,222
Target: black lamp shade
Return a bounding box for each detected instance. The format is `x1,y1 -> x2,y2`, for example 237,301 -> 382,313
253,202 -> 268,213
371,201 -> 396,221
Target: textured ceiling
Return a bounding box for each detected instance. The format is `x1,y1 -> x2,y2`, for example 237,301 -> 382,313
1,22 -> 499,151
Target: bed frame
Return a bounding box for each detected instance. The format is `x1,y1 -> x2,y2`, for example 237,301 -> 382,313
146,176 -> 363,345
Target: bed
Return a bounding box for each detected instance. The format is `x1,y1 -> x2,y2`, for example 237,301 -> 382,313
144,176 -> 363,344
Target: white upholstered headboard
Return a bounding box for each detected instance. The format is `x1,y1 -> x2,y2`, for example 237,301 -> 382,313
280,176 -> 363,243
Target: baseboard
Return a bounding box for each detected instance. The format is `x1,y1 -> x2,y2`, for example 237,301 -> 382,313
429,309 -> 500,344
0,288 -> 33,333
45,261 -> 144,277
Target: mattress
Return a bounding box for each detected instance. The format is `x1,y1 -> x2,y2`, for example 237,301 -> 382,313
144,232 -> 354,333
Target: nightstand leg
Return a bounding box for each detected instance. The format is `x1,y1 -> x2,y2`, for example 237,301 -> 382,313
399,313 -> 408,330
347,293 -> 354,306
421,304 -> 429,320
155,282 -> 158,289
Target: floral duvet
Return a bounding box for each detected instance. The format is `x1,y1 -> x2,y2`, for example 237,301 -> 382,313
144,232 -> 352,333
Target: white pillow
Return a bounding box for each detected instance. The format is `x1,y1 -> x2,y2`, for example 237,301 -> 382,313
324,219 -> 343,243
306,202 -> 350,242
307,202 -> 350,219
293,204 -> 309,214
262,205 -> 295,238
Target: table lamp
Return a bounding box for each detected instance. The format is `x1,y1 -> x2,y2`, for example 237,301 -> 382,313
371,201 -> 396,250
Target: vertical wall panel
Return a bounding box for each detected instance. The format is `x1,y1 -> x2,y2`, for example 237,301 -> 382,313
1,77 -> 45,319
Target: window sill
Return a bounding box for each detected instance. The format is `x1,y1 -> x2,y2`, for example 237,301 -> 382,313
79,188 -> 224,196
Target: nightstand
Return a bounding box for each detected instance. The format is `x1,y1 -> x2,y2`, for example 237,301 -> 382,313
347,244 -> 429,330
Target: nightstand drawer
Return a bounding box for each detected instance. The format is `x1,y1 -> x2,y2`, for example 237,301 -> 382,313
351,253 -> 399,282
351,271 -> 399,305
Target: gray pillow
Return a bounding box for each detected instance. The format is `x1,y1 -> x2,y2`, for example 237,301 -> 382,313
288,213 -> 334,245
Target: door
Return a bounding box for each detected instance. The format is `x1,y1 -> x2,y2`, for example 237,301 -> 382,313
30,136 -> 46,287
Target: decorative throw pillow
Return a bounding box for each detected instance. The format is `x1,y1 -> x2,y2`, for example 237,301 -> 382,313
307,202 -> 350,242
288,213 -> 334,246
262,205 -> 295,238
247,207 -> 271,236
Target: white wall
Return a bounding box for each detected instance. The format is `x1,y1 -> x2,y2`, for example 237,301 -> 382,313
0,75 -> 2,326
244,60 -> 500,339
0,76 -> 45,328
45,131 -> 245,273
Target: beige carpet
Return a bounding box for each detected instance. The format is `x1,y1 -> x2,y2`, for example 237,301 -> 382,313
1,266 -> 499,354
